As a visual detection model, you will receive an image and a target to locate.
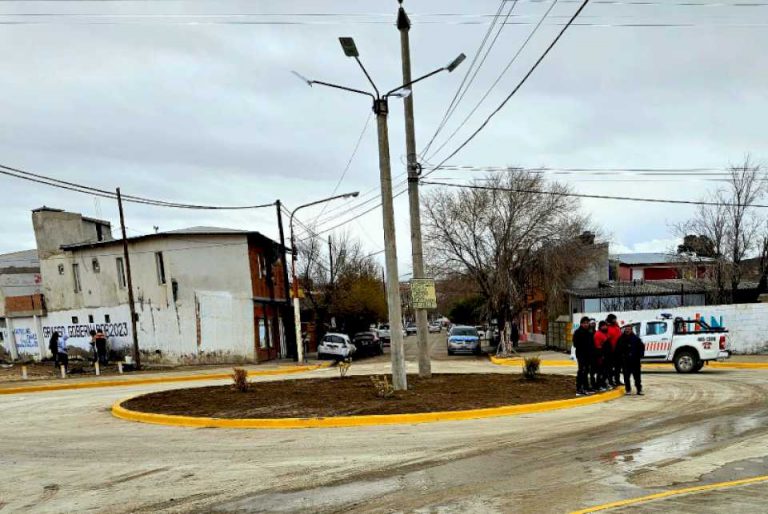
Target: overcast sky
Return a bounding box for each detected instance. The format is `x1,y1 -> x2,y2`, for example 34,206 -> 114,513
1,0 -> 767,275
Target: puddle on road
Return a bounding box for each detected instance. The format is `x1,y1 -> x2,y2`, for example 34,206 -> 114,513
599,411 -> 768,472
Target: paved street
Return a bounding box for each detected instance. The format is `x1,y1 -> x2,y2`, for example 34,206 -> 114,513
1,334 -> 767,513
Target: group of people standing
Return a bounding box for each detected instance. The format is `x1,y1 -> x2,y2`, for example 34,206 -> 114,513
572,313 -> 645,396
46,329 -> 109,372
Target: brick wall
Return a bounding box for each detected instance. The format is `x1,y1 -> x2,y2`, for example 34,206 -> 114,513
5,294 -> 45,316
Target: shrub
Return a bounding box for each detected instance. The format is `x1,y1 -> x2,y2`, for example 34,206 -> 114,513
370,375 -> 395,398
338,357 -> 352,378
231,367 -> 250,392
522,356 -> 541,380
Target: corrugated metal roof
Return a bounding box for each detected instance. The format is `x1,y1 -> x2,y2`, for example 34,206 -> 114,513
566,279 -> 758,299
611,252 -> 715,265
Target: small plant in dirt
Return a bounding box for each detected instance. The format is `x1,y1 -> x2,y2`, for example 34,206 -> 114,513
370,375 -> 395,398
522,356 -> 541,380
338,357 -> 352,378
231,367 -> 250,392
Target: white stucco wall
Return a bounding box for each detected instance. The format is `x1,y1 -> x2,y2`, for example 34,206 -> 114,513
32,234 -> 257,362
573,303 -> 768,354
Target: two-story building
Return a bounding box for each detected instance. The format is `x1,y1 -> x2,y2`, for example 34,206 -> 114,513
0,249 -> 43,357
2,207 -> 293,363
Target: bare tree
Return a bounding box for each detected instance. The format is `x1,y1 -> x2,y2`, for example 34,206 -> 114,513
423,170 -> 592,352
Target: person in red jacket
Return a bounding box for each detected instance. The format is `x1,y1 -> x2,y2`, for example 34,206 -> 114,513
593,321 -> 609,391
605,314 -> 623,387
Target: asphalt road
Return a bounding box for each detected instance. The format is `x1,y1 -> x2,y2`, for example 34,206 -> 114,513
1,333 -> 767,513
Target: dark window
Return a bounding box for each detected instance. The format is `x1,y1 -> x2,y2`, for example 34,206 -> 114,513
116,258 -> 126,288
155,252 -> 166,285
96,224 -> 103,241
71,316 -> 79,324
88,314 -> 94,323
646,322 -> 668,336
172,279 -> 179,302
105,314 -> 111,323
92,258 -> 100,273
58,264 -> 65,275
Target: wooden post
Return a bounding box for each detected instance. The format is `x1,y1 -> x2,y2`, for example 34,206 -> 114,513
117,362 -> 123,374
60,365 -> 66,379
21,365 -> 28,380
95,362 -> 100,376
116,188 -> 141,370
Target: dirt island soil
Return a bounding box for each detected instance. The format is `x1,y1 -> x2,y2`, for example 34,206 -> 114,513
122,373 -> 577,419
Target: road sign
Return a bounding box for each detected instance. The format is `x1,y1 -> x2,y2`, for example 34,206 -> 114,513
411,279 -> 437,310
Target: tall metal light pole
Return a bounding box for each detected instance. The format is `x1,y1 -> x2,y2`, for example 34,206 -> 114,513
294,39 -> 464,390
289,192 -> 359,363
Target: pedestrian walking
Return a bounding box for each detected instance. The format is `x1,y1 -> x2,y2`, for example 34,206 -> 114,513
605,314 -> 623,386
57,334 -> 69,372
572,316 -> 594,396
89,329 -> 98,363
617,324 -> 645,395
510,321 -> 520,349
593,321 -> 609,390
95,329 -> 108,366
48,331 -> 60,368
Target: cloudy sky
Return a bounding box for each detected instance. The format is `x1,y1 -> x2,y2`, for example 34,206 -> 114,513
1,0 -> 767,275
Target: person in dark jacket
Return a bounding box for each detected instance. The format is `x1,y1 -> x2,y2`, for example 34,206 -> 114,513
94,329 -> 108,366
593,321 -> 609,390
572,316 -> 594,396
617,324 -> 645,395
510,321 -> 520,349
604,314 -> 623,386
48,332 -> 60,368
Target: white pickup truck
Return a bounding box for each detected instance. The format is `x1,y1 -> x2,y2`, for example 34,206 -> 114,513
628,316 -> 730,372
572,315 -> 730,373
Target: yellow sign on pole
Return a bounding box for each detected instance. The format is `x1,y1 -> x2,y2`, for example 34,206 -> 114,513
411,279 -> 437,310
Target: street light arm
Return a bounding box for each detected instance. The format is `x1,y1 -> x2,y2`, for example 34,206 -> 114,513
354,56 -> 380,98
384,67 -> 445,98
310,80 -> 376,100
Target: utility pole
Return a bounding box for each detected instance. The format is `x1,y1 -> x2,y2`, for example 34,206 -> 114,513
276,200 -> 296,360
116,188 -> 141,370
374,96 -> 408,391
398,0 -> 431,378
328,235 -> 334,286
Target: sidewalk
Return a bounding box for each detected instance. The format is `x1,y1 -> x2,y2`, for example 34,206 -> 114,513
0,360 -> 327,394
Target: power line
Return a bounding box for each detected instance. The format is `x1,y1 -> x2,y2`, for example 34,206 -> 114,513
0,163 -> 275,210
421,180 -> 768,208
420,1 -> 509,159
425,0 -> 561,162
421,0 -> 592,181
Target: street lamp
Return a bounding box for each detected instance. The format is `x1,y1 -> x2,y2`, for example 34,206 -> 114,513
289,191 -> 359,363
293,38 -> 464,390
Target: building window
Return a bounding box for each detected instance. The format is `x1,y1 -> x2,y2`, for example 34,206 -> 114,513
96,224 -> 103,241
105,314 -> 111,323
72,316 -> 79,324
72,263 -> 82,293
58,264 -> 65,275
92,258 -> 100,273
155,252 -> 166,285
88,314 -> 94,323
258,254 -> 267,279
116,257 -> 127,288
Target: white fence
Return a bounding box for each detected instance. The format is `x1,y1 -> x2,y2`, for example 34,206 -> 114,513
573,303 -> 768,354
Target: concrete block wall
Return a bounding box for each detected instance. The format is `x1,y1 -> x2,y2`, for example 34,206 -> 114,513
574,303 -> 768,354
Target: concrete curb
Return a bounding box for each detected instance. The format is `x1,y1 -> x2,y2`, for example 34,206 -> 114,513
570,473 -> 768,513
111,386 -> 625,430
0,363 -> 331,395
490,355 -> 768,370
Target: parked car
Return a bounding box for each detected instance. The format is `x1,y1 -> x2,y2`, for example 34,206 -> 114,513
428,322 -> 442,333
318,333 -> 356,360
447,325 -> 482,356
475,326 -> 487,340
377,324 -> 391,345
352,331 -> 383,356
405,322 -> 417,336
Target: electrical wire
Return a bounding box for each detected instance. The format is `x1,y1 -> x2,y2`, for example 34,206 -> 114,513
425,0 -> 561,162
421,0 -> 592,181
0,163 -> 275,210
421,180 -> 768,208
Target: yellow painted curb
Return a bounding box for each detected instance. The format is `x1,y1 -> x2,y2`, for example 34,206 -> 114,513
490,356 -> 768,370
0,363 -> 330,395
111,385 -> 625,430
570,473 -> 768,513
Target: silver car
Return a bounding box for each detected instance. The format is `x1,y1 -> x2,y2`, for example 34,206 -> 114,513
447,326 -> 482,356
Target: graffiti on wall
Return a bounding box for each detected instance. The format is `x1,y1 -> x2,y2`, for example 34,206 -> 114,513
14,328 -> 39,350
42,322 -> 130,346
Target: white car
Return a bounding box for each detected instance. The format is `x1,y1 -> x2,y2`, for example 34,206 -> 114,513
428,322 -> 442,333
317,333 -> 356,360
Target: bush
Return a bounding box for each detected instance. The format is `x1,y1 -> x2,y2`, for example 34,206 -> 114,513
231,367 -> 250,392
338,357 -> 352,378
522,356 -> 541,380
370,375 -> 395,398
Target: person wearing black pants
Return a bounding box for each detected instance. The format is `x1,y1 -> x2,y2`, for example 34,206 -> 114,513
572,317 -> 594,396
617,324 -> 645,395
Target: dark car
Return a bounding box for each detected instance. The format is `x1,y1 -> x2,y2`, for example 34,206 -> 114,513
352,331 -> 384,356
